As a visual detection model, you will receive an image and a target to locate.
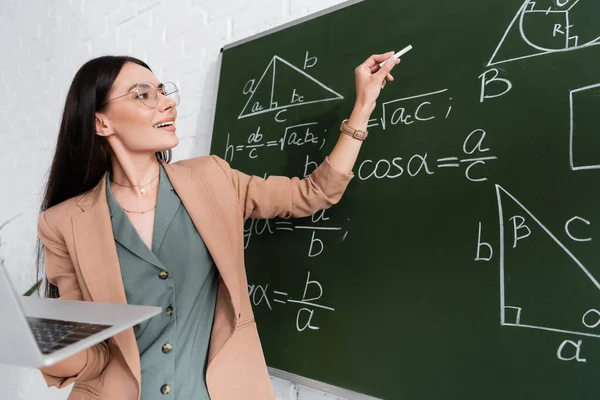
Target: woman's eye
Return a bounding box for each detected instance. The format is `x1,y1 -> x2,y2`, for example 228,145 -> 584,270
137,93 -> 150,100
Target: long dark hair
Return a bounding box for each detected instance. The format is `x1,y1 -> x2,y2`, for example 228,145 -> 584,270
36,55 -> 172,298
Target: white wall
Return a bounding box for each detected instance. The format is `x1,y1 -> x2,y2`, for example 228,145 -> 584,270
0,1 -> 349,399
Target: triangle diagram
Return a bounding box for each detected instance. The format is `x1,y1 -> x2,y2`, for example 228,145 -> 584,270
496,184 -> 600,339
487,0 -> 600,67
239,56 -> 344,119
488,1 -> 562,66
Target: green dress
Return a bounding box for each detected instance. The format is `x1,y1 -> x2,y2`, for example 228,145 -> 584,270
106,164 -> 217,399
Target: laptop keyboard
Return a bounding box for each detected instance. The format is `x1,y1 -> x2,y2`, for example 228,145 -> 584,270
27,317 -> 113,355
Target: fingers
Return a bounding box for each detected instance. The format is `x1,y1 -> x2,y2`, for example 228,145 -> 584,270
371,51 -> 395,64
380,73 -> 395,89
377,57 -> 400,77
355,51 -> 401,94
369,56 -> 400,74
362,51 -> 395,69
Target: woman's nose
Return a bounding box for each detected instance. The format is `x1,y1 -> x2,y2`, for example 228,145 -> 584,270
158,93 -> 176,111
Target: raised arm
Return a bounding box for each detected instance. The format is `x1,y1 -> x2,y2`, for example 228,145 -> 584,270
326,51 -> 400,173
213,51 -> 401,221
212,155 -> 352,220
37,212 -> 111,388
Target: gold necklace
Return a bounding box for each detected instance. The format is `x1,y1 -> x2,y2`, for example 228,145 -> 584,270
111,173 -> 160,195
122,204 -> 157,214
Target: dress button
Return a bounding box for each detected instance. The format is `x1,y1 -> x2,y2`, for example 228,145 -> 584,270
160,384 -> 171,395
162,343 -> 173,354
158,270 -> 169,280
165,305 -> 173,317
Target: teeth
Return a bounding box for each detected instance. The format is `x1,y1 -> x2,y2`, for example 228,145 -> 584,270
154,121 -> 174,128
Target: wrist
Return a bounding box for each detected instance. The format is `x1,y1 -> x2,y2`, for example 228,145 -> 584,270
346,102 -> 374,132
352,98 -> 376,118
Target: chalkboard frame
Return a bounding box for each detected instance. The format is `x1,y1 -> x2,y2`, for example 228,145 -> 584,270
268,367 -> 381,400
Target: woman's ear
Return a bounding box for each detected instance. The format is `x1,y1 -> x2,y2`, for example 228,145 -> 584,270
95,113 -> 113,137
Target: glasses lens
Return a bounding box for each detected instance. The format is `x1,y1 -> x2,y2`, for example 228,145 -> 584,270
136,82 -> 158,108
162,82 -> 180,106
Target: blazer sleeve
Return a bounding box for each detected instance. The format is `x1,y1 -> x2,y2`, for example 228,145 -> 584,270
37,211 -> 111,389
211,155 -> 354,220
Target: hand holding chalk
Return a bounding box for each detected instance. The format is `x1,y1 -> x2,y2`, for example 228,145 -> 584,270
352,50 -> 403,111
339,51 -> 403,145
379,45 -> 412,68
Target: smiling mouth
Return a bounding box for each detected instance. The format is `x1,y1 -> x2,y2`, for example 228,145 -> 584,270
153,121 -> 175,128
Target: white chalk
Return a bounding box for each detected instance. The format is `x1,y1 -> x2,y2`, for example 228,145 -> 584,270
379,45 -> 413,68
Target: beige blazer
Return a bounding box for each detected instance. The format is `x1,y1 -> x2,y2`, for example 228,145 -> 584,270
37,155 -> 353,400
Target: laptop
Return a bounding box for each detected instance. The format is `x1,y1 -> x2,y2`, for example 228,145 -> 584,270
0,263 -> 161,368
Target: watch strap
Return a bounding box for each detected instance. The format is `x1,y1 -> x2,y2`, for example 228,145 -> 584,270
340,119 -> 368,141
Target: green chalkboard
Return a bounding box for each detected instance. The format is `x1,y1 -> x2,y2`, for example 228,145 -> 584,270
209,0 -> 600,398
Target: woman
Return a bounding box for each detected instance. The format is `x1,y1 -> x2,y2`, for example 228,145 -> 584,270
36,51 -> 400,400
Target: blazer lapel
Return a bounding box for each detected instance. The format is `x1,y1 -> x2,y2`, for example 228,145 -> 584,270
71,174 -> 142,390
152,165 -> 181,254
107,184 -> 164,269
162,161 -> 241,317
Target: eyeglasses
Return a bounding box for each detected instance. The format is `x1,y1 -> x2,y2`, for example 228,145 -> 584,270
103,81 -> 180,108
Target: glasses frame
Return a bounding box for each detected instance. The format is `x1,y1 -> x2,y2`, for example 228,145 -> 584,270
102,81 -> 179,108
